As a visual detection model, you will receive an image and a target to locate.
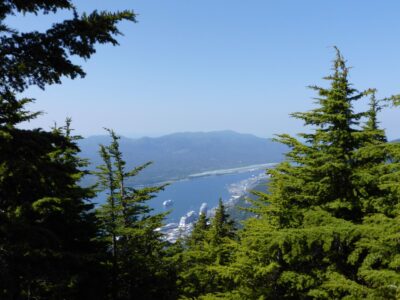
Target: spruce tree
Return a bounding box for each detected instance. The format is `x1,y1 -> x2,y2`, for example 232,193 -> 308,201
209,199 -> 236,267
225,48 -> 400,299
0,1 -> 135,94
210,199 -> 236,241
0,2 -> 135,298
0,117 -> 105,299
177,199 -> 237,299
96,129 -> 176,300
189,211 -> 209,246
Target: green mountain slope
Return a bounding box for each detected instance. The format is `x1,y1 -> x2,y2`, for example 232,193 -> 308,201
79,130 -> 287,185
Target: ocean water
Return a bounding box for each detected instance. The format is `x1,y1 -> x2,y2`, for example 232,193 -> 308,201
93,169 -> 267,224
149,170 -> 265,223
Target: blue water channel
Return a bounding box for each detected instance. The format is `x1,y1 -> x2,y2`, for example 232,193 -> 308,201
94,169 -> 266,224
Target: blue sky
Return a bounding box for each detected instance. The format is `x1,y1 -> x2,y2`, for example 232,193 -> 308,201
12,1 -> 400,139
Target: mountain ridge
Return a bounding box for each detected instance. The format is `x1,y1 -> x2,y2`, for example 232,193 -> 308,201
78,130 -> 287,185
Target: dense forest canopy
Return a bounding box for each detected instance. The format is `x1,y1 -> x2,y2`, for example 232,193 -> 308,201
1,1 -> 400,300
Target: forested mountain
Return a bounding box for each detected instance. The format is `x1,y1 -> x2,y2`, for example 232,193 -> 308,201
2,1 -> 400,299
79,130 -> 287,184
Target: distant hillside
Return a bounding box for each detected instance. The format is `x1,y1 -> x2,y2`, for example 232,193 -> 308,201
78,130 -> 287,185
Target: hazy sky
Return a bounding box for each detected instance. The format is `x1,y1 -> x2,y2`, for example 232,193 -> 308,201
12,1 -> 400,139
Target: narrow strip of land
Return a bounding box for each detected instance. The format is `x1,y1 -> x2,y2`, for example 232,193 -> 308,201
188,162 -> 277,178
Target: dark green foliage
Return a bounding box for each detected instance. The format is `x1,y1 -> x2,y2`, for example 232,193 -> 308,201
189,212 -> 209,246
0,118 -> 106,299
0,1 -> 135,299
176,199 -> 237,299
221,49 -> 400,299
0,1 -> 135,94
95,129 -> 177,300
2,2 -> 400,297
0,92 -> 41,127
210,199 -> 236,247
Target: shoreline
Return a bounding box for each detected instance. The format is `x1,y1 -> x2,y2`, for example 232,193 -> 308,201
156,162 -> 277,186
158,168 -> 272,243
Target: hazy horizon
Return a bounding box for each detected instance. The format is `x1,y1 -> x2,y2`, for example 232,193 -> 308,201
81,129 -> 273,140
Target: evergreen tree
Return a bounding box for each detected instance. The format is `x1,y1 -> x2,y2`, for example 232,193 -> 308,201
0,117 -> 106,299
0,2 -> 135,298
96,129 -> 177,300
225,48 -> 400,299
210,199 -> 236,242
353,92 -> 392,216
0,1 -> 135,95
209,199 -> 236,268
176,211 -> 212,298
189,211 -> 209,246
177,199 -> 237,299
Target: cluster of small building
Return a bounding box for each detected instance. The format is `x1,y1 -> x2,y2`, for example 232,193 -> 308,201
157,171 -> 269,243
156,202 -> 208,243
